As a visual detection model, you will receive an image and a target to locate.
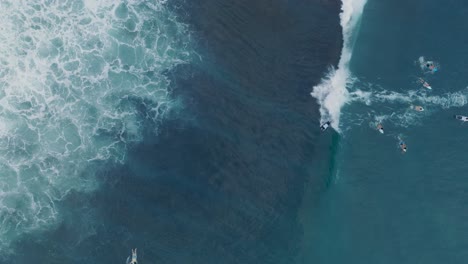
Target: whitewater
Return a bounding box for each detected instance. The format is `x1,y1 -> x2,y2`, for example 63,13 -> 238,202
311,0 -> 368,131
0,0 -> 191,249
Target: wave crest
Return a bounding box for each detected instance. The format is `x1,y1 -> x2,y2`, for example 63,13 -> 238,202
311,0 -> 368,131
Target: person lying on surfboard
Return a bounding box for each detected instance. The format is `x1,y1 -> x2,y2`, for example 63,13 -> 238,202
425,61 -> 438,73
398,137 -> 407,153
419,57 -> 439,73
418,78 -> 431,89
377,123 -> 384,134
414,105 -> 424,112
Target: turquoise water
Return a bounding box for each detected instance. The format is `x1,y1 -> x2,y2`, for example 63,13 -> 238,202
310,0 -> 468,263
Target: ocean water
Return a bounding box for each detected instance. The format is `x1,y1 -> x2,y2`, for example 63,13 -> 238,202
0,0 -> 192,261
311,0 -> 468,263
0,0 -> 344,263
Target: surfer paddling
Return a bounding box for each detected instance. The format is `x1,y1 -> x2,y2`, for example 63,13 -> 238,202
377,123 -> 384,134
413,105 -> 424,112
418,78 -> 432,89
398,137 -> 407,153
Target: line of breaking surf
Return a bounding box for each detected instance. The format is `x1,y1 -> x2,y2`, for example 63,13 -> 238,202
311,0 -> 368,131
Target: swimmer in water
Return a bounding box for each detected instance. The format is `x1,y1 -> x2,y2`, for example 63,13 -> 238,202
377,123 -> 384,134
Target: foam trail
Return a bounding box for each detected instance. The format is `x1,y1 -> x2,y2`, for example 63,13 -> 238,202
345,88 -> 468,128
350,88 -> 468,109
311,0 -> 368,131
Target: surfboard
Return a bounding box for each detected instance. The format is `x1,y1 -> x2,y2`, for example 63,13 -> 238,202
454,115 -> 468,121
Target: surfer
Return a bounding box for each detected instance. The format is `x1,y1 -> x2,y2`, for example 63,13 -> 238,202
320,121 -> 331,131
377,123 -> 384,134
413,105 -> 424,112
398,137 -> 407,153
418,78 -> 431,89
426,61 -> 438,72
128,248 -> 137,264
430,63 -> 438,72
454,115 -> 468,122
419,56 -> 438,73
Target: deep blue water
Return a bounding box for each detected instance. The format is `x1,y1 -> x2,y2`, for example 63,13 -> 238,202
1,0 -> 343,263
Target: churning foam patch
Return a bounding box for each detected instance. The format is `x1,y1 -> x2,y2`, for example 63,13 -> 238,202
311,0 -> 368,131
311,67 -> 351,131
0,0 -> 191,249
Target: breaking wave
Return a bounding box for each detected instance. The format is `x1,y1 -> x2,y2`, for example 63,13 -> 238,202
311,0 -> 368,131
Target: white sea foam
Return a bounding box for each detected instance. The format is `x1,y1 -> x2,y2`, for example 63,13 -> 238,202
347,88 -> 468,127
311,0 -> 368,131
352,88 -> 468,109
0,0 -> 191,249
